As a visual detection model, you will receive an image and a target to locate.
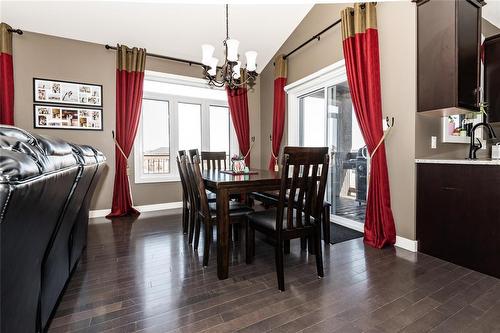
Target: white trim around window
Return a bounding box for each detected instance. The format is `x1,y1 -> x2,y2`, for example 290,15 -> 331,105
285,60 -> 347,146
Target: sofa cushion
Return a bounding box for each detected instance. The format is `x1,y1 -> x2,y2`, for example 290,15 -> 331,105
0,149 -> 40,182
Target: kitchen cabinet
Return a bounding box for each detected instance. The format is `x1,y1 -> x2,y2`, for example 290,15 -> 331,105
416,0 -> 484,115
484,34 -> 500,123
416,162 -> 500,278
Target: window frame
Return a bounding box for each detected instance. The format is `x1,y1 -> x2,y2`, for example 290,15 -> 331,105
134,72 -> 235,184
286,60 -> 347,146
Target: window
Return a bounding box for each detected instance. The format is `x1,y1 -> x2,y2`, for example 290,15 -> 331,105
209,105 -> 230,152
134,72 -> 238,183
141,99 -> 170,175
178,102 -> 201,151
299,89 -> 326,147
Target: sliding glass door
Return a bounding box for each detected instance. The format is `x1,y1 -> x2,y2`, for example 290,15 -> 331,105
298,81 -> 368,224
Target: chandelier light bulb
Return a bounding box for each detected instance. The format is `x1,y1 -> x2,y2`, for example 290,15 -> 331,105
226,39 -> 240,62
232,61 -> 241,79
207,57 -> 218,76
245,51 -> 257,72
201,44 -> 215,66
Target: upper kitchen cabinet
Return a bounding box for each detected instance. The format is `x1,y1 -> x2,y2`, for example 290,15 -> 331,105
484,34 -> 500,123
416,0 -> 484,115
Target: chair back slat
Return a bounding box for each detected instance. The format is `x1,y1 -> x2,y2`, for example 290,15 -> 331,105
188,149 -> 199,163
276,147 -> 329,233
178,155 -> 197,208
187,156 -> 210,219
297,164 -> 311,228
200,151 -> 227,171
177,151 -> 188,200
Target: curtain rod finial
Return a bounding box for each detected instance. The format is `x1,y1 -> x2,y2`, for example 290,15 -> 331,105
7,28 -> 23,35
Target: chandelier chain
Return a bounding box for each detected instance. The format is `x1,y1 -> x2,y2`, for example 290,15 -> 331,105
226,4 -> 229,40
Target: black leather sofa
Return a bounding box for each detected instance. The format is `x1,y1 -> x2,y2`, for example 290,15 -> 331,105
0,126 -> 105,333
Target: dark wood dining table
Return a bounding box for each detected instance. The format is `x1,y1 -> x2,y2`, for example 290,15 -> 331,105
202,168 -> 281,280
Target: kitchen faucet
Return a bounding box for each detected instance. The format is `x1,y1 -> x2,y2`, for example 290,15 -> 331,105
468,122 -> 497,159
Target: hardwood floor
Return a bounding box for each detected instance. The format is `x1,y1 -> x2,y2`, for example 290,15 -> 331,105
48,210 -> 500,333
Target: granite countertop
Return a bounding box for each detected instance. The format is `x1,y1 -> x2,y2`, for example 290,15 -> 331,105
415,158 -> 500,165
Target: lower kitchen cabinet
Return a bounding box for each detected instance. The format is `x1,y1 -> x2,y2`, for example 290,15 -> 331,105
416,162 -> 500,278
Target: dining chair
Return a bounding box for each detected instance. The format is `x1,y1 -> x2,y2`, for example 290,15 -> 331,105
249,191 -> 332,245
177,151 -> 189,235
200,151 -> 227,171
177,154 -> 198,244
186,156 -> 254,266
246,146 -> 330,291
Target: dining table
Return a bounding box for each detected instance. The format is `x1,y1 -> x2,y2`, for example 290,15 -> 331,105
202,168 -> 282,280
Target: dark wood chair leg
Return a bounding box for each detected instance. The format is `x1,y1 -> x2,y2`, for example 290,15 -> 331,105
323,205 -> 331,244
188,207 -> 195,244
203,223 -> 212,266
275,240 -> 285,291
284,240 -> 290,254
308,235 -> 315,255
194,216 -> 201,250
246,223 -> 255,264
300,237 -> 307,250
314,225 -> 324,277
233,224 -> 240,242
182,200 -> 188,234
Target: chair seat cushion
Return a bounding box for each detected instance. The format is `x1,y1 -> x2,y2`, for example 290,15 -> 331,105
247,208 -> 314,231
251,191 -> 331,208
208,202 -> 254,218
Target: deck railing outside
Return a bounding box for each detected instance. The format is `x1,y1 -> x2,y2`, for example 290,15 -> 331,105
143,154 -> 170,174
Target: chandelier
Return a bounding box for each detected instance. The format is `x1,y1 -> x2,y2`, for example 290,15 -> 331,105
201,4 -> 258,89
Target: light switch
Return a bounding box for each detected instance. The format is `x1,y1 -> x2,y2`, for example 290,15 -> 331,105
431,136 -> 437,149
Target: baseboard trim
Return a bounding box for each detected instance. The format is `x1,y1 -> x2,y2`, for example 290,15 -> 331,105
331,214 -> 418,252
395,236 -> 418,252
89,201 -> 183,219
331,215 -> 365,232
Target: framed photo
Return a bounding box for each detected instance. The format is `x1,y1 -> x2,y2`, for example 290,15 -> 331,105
33,78 -> 103,107
34,104 -> 103,131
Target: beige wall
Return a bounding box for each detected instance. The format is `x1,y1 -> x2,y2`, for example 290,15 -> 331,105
12,31 -> 260,210
483,18 -> 500,39
259,3 -> 418,239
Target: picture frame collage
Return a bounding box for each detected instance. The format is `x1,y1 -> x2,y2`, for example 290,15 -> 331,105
33,78 -> 103,130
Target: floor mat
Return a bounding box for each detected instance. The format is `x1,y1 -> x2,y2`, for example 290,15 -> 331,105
330,222 -> 363,244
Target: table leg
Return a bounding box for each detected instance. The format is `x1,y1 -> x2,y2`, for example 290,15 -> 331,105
216,188 -> 230,279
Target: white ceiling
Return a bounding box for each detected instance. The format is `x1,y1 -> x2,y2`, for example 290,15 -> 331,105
483,1 -> 500,29
1,1 -> 314,72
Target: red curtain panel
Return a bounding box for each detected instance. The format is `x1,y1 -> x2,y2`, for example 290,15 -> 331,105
226,85 -> 251,166
341,3 -> 396,248
0,23 -> 14,125
107,45 -> 146,218
268,55 -> 287,170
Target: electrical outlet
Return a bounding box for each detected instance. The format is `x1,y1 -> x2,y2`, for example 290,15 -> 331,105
431,136 -> 437,149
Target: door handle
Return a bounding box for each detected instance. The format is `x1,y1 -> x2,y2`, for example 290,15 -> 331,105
441,186 -> 459,191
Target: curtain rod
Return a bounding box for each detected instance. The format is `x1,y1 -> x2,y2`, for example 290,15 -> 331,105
104,44 -> 204,67
7,28 -> 23,35
282,3 -> 370,60
283,18 -> 341,60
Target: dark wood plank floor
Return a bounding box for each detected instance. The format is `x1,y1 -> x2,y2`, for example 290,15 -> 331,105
48,210 -> 500,333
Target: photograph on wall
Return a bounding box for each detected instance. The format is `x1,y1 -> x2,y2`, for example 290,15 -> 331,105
34,104 -> 102,130
34,78 -> 102,107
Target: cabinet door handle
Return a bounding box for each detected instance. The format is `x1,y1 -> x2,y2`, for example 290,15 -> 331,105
441,186 -> 458,191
